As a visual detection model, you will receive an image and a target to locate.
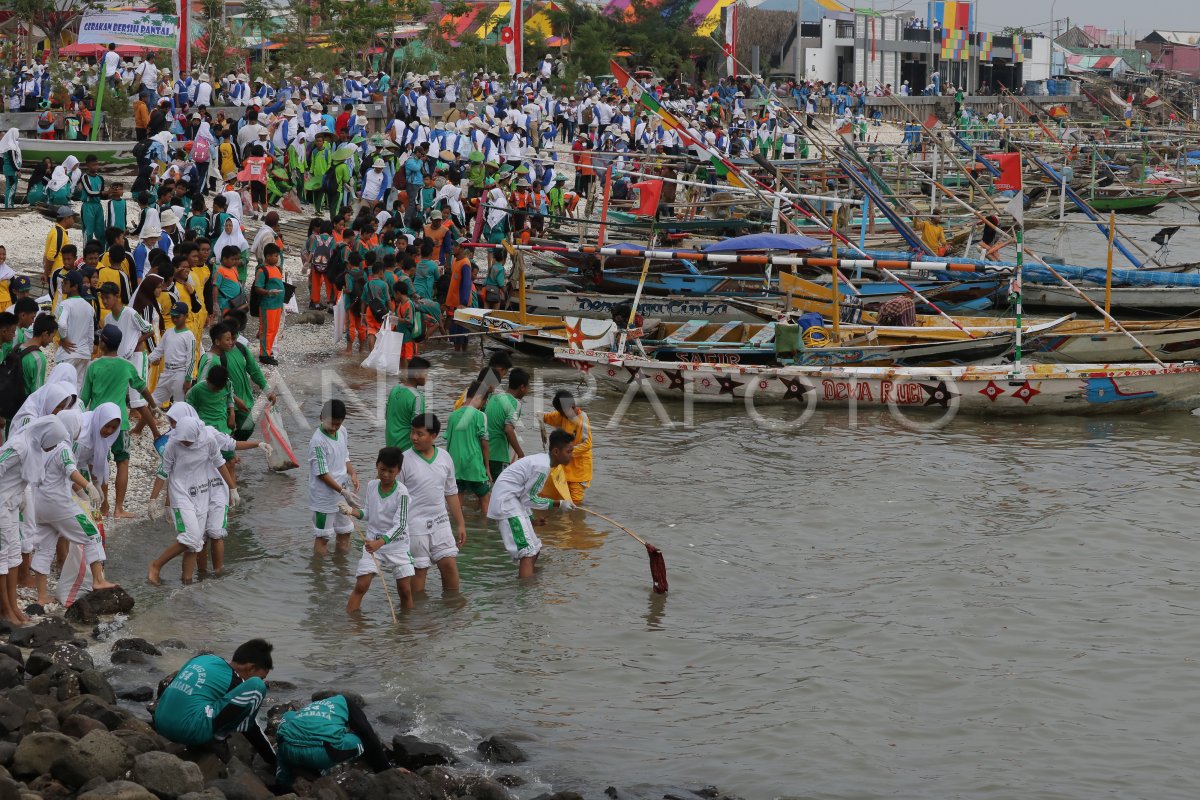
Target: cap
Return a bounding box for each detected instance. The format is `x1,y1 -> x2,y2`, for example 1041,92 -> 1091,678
429,210 -> 442,220
11,276 -> 31,292
64,270 -> 84,288
57,205 -> 76,219
372,158 -> 385,168
99,324 -> 123,349
170,301 -> 189,317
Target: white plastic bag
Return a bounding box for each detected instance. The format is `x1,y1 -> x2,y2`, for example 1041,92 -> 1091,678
332,299 -> 346,344
260,404 -> 299,472
56,544 -> 93,606
361,315 -> 404,375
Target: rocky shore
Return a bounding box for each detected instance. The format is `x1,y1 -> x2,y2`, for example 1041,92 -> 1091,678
0,593 -> 744,800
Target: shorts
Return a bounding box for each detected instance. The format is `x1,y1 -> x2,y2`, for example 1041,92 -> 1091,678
313,510 -> 354,540
0,503 -> 20,573
172,499 -> 228,553
127,353 -> 149,409
456,479 -> 491,498
488,460 -> 509,483
152,368 -> 189,407
408,514 -> 458,569
354,537 -> 415,581
401,341 -> 415,360
496,512 -> 541,562
250,182 -> 267,203
32,513 -> 106,574
111,431 -> 130,464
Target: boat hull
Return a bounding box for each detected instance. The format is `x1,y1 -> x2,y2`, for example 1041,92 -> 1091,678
1028,326 -> 1200,363
17,138 -> 138,166
1022,284 -> 1200,312
522,289 -> 766,322
554,348 -> 1200,415
453,308 -> 616,357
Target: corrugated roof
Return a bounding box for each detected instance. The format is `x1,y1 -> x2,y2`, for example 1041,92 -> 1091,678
1144,30 -> 1200,46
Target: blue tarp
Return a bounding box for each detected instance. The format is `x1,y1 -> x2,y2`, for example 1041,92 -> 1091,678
702,233 -> 824,253
1024,264 -> 1200,288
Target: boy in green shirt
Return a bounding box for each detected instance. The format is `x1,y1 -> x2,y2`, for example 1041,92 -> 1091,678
80,325 -> 158,518
20,315 -> 58,394
187,364 -> 235,436
484,367 -> 530,482
384,357 -> 427,450
252,244 -> 285,365
445,379 -> 491,513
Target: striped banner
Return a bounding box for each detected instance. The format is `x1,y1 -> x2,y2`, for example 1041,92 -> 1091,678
978,31 -> 993,60
929,0 -> 973,30
1013,33 -> 1025,63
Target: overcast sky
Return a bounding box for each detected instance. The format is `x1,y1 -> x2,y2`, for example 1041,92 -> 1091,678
757,0 -> 1189,37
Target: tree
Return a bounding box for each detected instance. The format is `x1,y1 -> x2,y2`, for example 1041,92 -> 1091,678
240,0 -> 277,66
737,8 -> 794,73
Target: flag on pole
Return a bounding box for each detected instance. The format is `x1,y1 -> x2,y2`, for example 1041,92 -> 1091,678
922,113 -> 941,130
984,152 -> 1022,191
724,3 -> 738,77
1004,192 -> 1024,226
630,179 -> 664,216
504,0 -> 524,76
1013,34 -> 1025,63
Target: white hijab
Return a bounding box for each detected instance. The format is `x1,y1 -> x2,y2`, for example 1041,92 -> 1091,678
221,188 -> 243,221
5,416 -> 69,485
78,402 -> 121,488
486,187 -> 508,229
214,217 -> 249,255
0,128 -> 20,169
11,369 -> 79,434
47,158 -> 75,193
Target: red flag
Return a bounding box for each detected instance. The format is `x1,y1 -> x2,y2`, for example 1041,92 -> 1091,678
984,152 -> 1022,192
630,179 -> 663,216
922,113 -> 941,130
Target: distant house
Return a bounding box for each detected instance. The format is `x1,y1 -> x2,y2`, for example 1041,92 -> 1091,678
1137,30 -> 1200,77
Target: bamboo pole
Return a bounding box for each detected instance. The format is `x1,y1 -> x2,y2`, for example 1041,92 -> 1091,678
1104,210 -> 1115,331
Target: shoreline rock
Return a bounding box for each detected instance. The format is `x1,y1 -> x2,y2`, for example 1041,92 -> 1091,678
2,610 -> 746,800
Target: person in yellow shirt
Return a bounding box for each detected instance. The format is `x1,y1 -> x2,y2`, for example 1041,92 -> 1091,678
541,389 -> 593,504
43,206 -> 75,281
917,214 -> 948,256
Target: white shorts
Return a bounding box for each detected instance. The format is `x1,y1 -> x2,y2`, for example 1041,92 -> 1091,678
497,512 -> 541,562
58,357 -> 88,390
32,513 -> 106,574
172,499 -> 228,553
409,513 -> 458,569
355,537 -> 415,581
20,486 -> 37,555
0,503 -> 20,574
313,510 -> 354,540
127,353 -> 149,409
152,368 -> 189,407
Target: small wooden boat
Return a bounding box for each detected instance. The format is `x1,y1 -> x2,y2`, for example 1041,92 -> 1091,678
17,137 -> 138,166
1021,283 -> 1200,312
1080,193 -> 1168,214
452,308 -> 617,356
522,287 -> 768,322
555,348 -> 1200,415
1027,324 -> 1200,363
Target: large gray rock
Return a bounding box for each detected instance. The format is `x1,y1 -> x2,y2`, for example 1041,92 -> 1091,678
134,751 -> 205,799
60,713 -> 108,739
56,694 -> 124,729
0,775 -> 20,800
0,699 -> 24,735
111,729 -> 171,757
11,730 -> 74,777
112,639 -> 162,657
9,618 -> 77,648
476,735 -> 527,764
205,757 -> 271,800
79,670 -> 117,704
457,775 -> 513,800
78,780 -> 160,800
390,735 -> 456,770
178,792 -> 228,800
0,656 -> 22,690
363,769 -> 437,800
25,643 -> 95,676
65,588 -> 136,624
51,729 -> 134,788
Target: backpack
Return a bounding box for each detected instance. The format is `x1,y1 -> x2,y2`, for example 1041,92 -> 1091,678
310,236 -> 332,274
321,167 -> 337,193
411,298 -> 442,343
366,285 -> 390,323
0,348 -> 32,423
132,138 -> 151,163
249,267 -> 262,317
191,135 -> 211,162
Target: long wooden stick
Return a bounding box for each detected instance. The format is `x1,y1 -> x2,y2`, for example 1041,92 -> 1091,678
356,532 -> 399,624
580,507 -> 649,547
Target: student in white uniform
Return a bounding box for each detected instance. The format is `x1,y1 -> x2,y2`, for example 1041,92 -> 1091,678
98,282 -> 158,435
146,417 -> 236,585
486,429 -> 576,579
341,447 -> 416,613
147,302 -> 197,407
54,271 -> 96,388
399,414 -> 466,594
0,416 -> 68,626
30,419 -> 109,605
308,399 -> 359,555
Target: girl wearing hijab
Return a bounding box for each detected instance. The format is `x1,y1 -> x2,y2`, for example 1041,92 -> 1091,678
46,155 -> 80,206
483,186 -> 508,244
75,402 -> 122,492
24,158 -> 52,205
30,414 -> 111,605
147,416 -> 236,585
9,363 -> 79,434
192,119 -> 217,193
0,416 -> 69,624
0,129 -> 21,208
213,216 -> 250,286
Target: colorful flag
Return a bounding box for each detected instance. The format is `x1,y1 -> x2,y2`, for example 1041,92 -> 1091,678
922,113 -> 941,129
504,0 -> 524,76
940,28 -> 968,60
1013,34 -> 1024,63
979,32 -> 994,60
724,3 -> 738,77
630,179 -> 664,216
929,1 -> 973,30
984,152 -> 1022,191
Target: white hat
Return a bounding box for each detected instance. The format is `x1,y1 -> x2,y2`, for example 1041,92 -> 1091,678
254,77 -> 265,84
142,226 -> 162,239
355,104 -> 367,113
160,210 -> 179,227
237,73 -> 249,81
282,103 -> 297,117
372,158 -> 385,168
200,73 -> 210,81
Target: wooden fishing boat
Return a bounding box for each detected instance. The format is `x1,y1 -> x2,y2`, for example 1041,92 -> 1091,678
554,348 -> 1200,415
522,287 -> 768,322
17,137 -> 138,166
1079,193 -> 1168,214
638,319 -> 1019,367
1021,283 -> 1200,312
1027,324 -> 1200,364
451,308 -> 617,356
